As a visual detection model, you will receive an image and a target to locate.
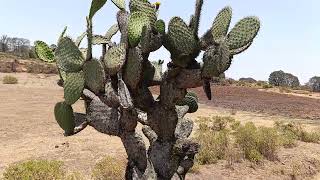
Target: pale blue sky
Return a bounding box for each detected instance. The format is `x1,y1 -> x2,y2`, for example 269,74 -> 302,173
0,0 -> 319,83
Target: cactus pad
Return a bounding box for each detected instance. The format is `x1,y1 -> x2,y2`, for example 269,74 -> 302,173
129,0 -> 157,25
54,102 -> 75,135
55,37 -> 85,72
105,24 -> 119,41
34,41 -> 55,63
83,60 -> 106,94
92,35 -> 109,45
227,16 -> 260,50
64,71 -> 85,105
128,11 -> 151,47
123,47 -> 143,90
177,96 -> 199,113
89,0 -> 108,19
104,43 -> 126,75
211,6 -> 232,43
75,32 -> 87,47
202,43 -> 231,78
186,91 -> 198,102
155,19 -> 165,34
111,0 -> 126,10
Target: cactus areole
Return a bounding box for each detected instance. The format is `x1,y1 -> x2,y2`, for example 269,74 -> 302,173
53,0 -> 260,179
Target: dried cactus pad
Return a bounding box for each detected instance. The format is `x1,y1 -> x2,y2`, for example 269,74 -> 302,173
227,16 -> 260,50
211,6 -> 232,43
64,71 -> 85,105
34,41 -> 55,63
128,11 -> 151,47
105,24 -> 119,41
202,43 -> 231,78
92,35 -> 109,45
104,43 -> 127,75
54,102 -> 75,135
83,60 -> 106,94
55,37 -> 85,73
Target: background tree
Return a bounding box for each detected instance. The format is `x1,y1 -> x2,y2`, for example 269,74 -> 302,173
307,76 -> 320,92
53,0 -> 260,179
269,70 -> 300,88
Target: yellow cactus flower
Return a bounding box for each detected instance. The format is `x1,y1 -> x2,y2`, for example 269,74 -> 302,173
154,2 -> 161,10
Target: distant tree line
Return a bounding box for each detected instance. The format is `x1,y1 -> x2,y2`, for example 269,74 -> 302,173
0,35 -> 37,58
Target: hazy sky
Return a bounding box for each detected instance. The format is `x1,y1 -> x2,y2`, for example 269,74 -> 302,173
0,0 -> 319,83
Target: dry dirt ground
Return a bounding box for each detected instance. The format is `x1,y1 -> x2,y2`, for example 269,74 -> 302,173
1,73 -> 320,180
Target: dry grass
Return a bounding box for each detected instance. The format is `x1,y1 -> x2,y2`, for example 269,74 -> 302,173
2,75 -> 18,84
92,156 -> 127,180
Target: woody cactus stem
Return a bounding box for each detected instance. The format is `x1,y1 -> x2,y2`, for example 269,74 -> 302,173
53,0 -> 260,179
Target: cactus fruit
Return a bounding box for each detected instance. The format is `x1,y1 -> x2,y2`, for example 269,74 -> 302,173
83,60 -> 106,94
105,24 -> 119,41
64,71 -> 85,105
128,11 -> 151,47
226,16 -> 260,50
211,6 -> 232,43
165,17 -> 200,67
104,43 -> 127,75
54,102 -> 75,135
55,37 -> 85,73
177,96 -> 198,113
111,0 -> 126,10
89,0 -> 108,19
34,41 -> 55,63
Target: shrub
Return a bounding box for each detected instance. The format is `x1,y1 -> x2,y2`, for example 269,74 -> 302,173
239,77 -> 257,84
92,156 -> 126,180
2,75 -> 18,84
3,160 -> 65,180
307,76 -> 320,92
195,129 -> 231,165
235,122 -> 281,162
262,84 -> 273,89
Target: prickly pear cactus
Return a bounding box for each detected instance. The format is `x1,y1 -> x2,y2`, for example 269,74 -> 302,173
34,41 -> 55,63
52,0 -> 260,179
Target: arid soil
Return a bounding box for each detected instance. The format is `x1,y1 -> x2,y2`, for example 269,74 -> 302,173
1,73 -> 320,179
151,85 -> 320,120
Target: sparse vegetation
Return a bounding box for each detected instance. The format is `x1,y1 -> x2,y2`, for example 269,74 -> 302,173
2,75 -> 18,84
92,156 -> 126,180
2,160 -> 66,180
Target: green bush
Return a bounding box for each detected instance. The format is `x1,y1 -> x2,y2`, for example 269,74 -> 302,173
3,160 -> 65,180
235,122 -> 281,162
92,156 -> 126,180
2,75 -> 18,84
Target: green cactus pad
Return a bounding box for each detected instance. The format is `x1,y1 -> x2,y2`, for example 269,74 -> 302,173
226,16 -> 260,50
103,43 -> 126,75
129,0 -> 157,26
202,43 -> 231,78
75,32 -> 87,47
55,37 -> 85,72
177,96 -> 199,113
155,19 -> 166,34
58,69 -> 67,82
64,71 -> 85,105
92,35 -> 109,45
54,102 -> 75,135
211,6 -> 232,43
111,0 -> 126,10
58,26 -> 68,43
186,91 -> 198,102
83,60 -> 106,94
123,47 -> 143,90
105,24 -> 119,41
34,41 -> 55,63
166,17 -> 200,67
128,11 -> 151,47
89,0 -> 108,19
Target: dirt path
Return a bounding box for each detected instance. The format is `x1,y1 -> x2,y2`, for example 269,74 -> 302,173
1,73 -> 320,179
